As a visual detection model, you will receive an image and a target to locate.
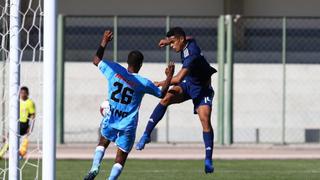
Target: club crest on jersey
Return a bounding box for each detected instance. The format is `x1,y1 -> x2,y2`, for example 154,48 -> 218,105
204,97 -> 211,103
183,48 -> 189,58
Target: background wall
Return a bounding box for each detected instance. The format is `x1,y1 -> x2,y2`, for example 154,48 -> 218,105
17,62 -> 320,143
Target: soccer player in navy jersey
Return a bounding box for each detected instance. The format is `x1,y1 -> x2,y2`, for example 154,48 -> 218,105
84,30 -> 174,180
136,27 -> 217,173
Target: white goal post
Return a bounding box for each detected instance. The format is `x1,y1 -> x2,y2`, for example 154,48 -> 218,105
43,0 -> 57,180
9,0 -> 21,178
7,0 -> 57,179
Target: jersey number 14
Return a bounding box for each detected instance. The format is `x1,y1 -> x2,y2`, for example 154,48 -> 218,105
110,82 -> 134,105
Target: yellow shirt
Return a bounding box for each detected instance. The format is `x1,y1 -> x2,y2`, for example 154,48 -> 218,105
20,99 -> 36,123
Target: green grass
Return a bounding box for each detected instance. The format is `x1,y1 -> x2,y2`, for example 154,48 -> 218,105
1,159 -> 320,180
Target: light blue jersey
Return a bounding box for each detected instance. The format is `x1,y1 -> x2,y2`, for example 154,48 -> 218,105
98,60 -> 162,131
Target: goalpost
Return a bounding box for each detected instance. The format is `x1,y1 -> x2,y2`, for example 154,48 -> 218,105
4,0 -> 57,179
43,0 -> 57,180
8,0 -> 21,178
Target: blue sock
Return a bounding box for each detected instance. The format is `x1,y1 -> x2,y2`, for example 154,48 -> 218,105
144,103 -> 167,136
90,146 -> 105,172
203,131 -> 214,160
108,163 -> 123,180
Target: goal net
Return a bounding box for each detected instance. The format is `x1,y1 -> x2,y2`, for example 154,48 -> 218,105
0,0 -> 43,179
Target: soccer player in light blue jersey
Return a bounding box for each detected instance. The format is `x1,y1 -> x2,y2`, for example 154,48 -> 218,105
84,30 -> 174,180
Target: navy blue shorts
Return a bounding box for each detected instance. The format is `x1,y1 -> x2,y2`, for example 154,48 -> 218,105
179,80 -> 214,114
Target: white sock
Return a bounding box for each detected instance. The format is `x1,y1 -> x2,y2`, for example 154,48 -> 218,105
108,163 -> 123,180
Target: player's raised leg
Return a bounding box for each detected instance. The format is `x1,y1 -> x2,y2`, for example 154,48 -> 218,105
84,135 -> 110,180
197,105 -> 214,173
136,85 -> 185,150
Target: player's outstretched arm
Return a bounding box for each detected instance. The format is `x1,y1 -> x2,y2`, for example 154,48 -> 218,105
159,36 -> 192,48
159,61 -> 175,98
158,37 -> 172,48
93,30 -> 113,66
170,68 -> 188,85
27,114 -> 36,136
155,67 -> 188,87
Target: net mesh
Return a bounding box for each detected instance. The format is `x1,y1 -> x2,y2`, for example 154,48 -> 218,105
0,0 -> 42,179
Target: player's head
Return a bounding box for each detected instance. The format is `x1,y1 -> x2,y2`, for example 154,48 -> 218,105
20,86 -> 29,100
166,27 -> 186,52
127,50 -> 144,73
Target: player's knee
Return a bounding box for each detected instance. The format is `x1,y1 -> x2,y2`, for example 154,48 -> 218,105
199,117 -> 212,131
160,95 -> 172,106
200,117 -> 210,125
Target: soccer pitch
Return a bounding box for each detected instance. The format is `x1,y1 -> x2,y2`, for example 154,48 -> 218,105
4,159 -> 320,180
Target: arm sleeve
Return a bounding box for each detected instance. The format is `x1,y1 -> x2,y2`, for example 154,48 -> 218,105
98,60 -> 117,79
144,80 -> 162,98
182,46 -> 201,69
182,54 -> 198,69
28,101 -> 36,115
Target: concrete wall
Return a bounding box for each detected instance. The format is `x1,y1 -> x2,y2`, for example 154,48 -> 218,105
9,62 -> 319,143
63,63 -> 215,142
64,62 -> 320,143
233,64 -> 320,143
69,63 -> 319,143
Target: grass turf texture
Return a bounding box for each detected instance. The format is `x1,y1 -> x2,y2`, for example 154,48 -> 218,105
1,159 -> 320,180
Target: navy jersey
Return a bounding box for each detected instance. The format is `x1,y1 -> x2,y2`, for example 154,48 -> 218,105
180,39 -> 217,85
98,60 -> 162,130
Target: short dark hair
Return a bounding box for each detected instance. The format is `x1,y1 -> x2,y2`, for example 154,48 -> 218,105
20,86 -> 29,94
166,27 -> 186,38
127,50 -> 144,68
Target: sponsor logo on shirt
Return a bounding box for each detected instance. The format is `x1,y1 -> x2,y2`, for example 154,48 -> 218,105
115,73 -> 137,87
183,48 -> 189,58
110,107 -> 129,118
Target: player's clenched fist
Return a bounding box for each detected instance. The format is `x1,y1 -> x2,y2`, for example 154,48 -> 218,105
153,81 -> 161,87
165,61 -> 175,77
100,30 -> 113,47
154,61 -> 175,87
158,38 -> 171,48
